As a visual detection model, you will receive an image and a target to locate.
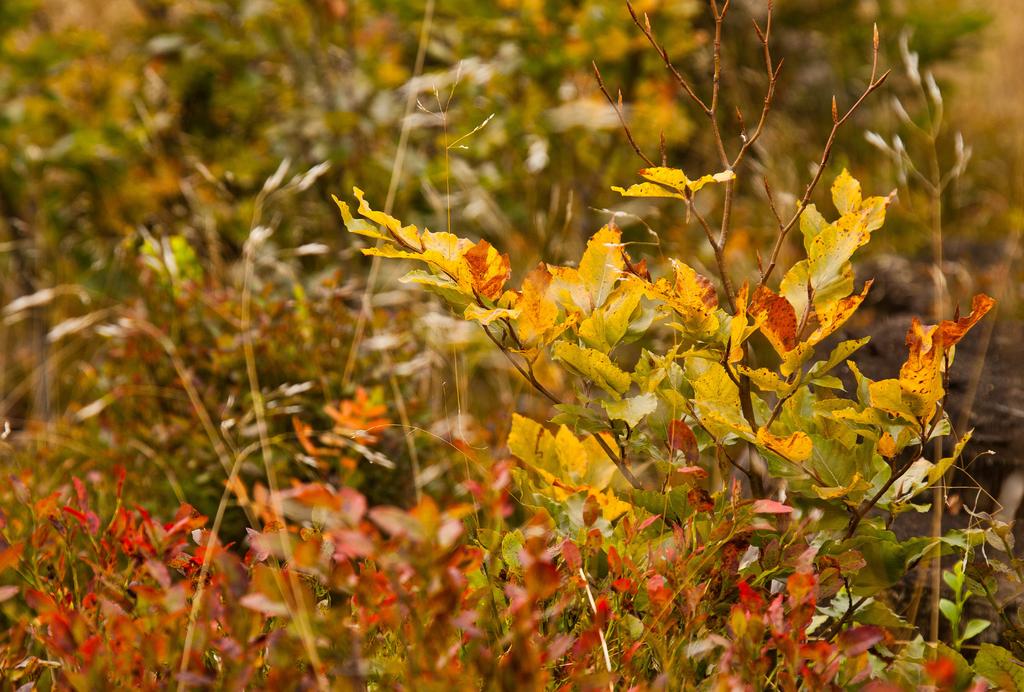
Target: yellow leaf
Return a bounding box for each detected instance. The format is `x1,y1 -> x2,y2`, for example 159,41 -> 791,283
590,489 -> 632,521
805,280 -> 873,346
756,428 -> 813,462
929,430 -> 972,484
510,415 -> 630,520
602,392 -> 658,427
552,341 -> 631,397
554,425 -> 589,479
690,361 -> 748,440
831,168 -> 862,215
578,225 -> 625,309
610,181 -> 687,200
813,473 -> 870,501
342,191 -> 512,302
508,413 -> 544,466
868,378 -> 917,422
778,259 -> 811,325
785,172 -> 893,314
549,225 -> 625,313
632,260 -> 719,335
333,195 -> 388,240
612,167 -> 735,199
464,304 -> 519,325
353,187 -> 421,249
799,204 -> 829,252
898,320 -> 944,420
736,365 -> 793,394
727,283 -> 758,363
895,295 -> 994,422
878,432 -> 897,459
779,342 -> 814,378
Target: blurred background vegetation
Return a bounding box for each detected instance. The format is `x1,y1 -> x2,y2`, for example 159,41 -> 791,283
0,0 -> 1019,532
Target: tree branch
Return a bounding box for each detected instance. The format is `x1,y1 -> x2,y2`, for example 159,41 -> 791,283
760,26 -> 889,288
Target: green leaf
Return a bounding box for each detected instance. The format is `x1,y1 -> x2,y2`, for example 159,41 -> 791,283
631,488 -> 691,523
975,643 -> 1024,689
962,618 -> 991,641
552,342 -> 632,397
578,282 -> 644,351
500,529 -> 526,573
938,598 -> 958,625
603,393 -> 658,427
807,338 -> 870,380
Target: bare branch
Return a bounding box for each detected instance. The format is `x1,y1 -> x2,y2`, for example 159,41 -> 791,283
592,61 -> 656,167
732,1 -> 781,168
626,0 -> 711,114
760,31 -> 890,288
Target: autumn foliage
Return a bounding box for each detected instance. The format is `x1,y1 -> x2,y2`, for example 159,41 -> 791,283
2,0 -> 1022,690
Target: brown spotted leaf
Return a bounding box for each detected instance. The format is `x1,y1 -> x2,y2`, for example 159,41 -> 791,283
751,286 -> 799,356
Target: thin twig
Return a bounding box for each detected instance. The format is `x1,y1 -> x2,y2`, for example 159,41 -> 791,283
626,0 -> 710,114
593,62 -> 656,167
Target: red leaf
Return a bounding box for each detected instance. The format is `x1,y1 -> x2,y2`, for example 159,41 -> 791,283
239,592 -> 290,617
737,580 -> 764,611
924,656 -> 957,686
612,577 -> 634,593
838,625 -> 885,657
332,530 -> 375,560
595,597 -> 611,629
752,499 -> 794,514
560,539 -> 582,572
623,640 -> 644,664
635,514 -> 661,533
607,546 -> 622,575
668,419 -> 699,464
61,505 -> 89,526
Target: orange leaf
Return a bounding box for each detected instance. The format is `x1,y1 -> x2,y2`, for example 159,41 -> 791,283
514,264 -> 564,344
463,239 -> 511,300
751,286 -> 799,355
897,294 -> 995,421
937,293 -> 996,347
